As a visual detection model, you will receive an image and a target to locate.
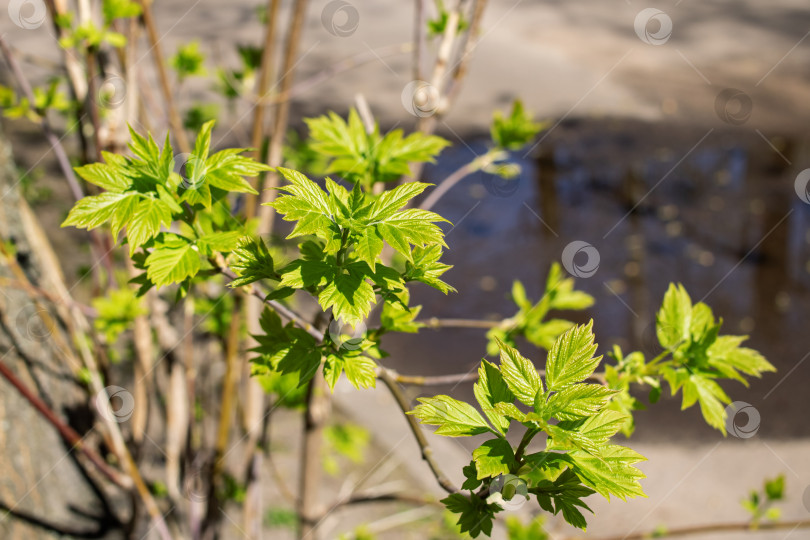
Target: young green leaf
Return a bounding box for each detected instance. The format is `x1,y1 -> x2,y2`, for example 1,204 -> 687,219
474,360 -> 515,435
495,338 -> 543,406
544,321 -> 601,392
410,395 -> 492,437
491,99 -> 544,150
656,283 -> 692,349
404,244 -> 455,293
567,445 -> 646,501
228,237 -> 277,288
440,493 -> 499,538
145,238 -> 201,288
472,439 -> 516,479
251,309 -> 321,388
681,374 -> 730,433
317,265 -> 376,325
543,383 -> 616,421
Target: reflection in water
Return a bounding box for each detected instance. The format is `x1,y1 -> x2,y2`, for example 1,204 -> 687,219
390,119 -> 809,442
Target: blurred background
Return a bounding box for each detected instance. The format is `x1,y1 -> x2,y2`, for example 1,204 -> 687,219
1,0 -> 810,538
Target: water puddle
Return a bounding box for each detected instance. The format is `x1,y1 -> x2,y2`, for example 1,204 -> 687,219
390,118 -> 810,441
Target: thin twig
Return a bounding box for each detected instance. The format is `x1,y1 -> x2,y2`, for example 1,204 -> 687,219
419,150 -> 504,211
0,35 -> 84,200
256,0 -> 310,233
588,519 -> 810,540
381,368 -> 479,387
444,0 -> 489,106
137,0 -> 191,154
0,353 -> 128,487
415,317 -> 502,329
413,0 -> 427,82
377,369 -> 459,495
245,0 -> 280,221
298,369 -> 330,540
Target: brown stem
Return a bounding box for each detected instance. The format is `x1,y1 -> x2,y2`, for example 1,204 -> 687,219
413,0 -> 427,82
256,0 -> 309,234
245,0 -> 281,221
212,297 -> 241,477
0,228 -> 171,539
84,48 -> 104,162
0,35 -> 84,200
297,369 -> 330,540
381,368 -> 479,387
0,355 -> 127,487
419,149 -> 504,211
377,369 -> 459,495
126,259 -> 153,448
444,0 -> 489,106
589,519 -> 810,540
137,0 -> 191,154
415,317 -> 501,329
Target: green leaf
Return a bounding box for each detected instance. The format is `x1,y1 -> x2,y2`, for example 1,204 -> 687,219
472,439 -> 516,479
61,191 -> 140,232
205,148 -> 267,194
473,361 -> 515,435
317,266 -> 376,325
228,237 -> 276,287
532,468 -> 594,531
380,290 -> 423,333
102,0 -> 142,24
461,462 -> 483,491
252,309 -> 320,388
145,239 -> 201,288
410,395 -> 492,437
306,109 -> 449,186
197,231 -> 242,255
546,424 -> 602,457
375,208 -> 447,256
354,227 -> 384,270
567,445 -> 646,501
543,383 -> 616,421
269,167 -> 337,240
440,493 -> 498,538
404,244 -> 455,293
707,336 -> 775,380
74,161 -> 129,192
366,182 -> 431,222
491,99 -> 544,150
657,283 -> 692,349
681,374 -> 730,433
545,321 -> 601,392
488,403 -> 523,424
765,475 -> 785,500
171,41 -> 206,81
495,338 -> 542,406
342,353 -> 377,390
278,259 -> 334,289
126,197 -> 173,253
562,409 -> 628,445
526,319 -> 576,350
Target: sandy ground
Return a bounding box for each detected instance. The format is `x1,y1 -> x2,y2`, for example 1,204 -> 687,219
2,0 -> 810,538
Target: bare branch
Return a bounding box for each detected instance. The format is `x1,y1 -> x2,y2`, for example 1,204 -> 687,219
0,353 -> 128,488
415,317 -> 502,329
137,0 -> 191,154
588,519 -> 810,540
377,369 -> 459,495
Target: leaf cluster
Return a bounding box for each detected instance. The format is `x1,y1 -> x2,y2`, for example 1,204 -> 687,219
412,322 -> 646,536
